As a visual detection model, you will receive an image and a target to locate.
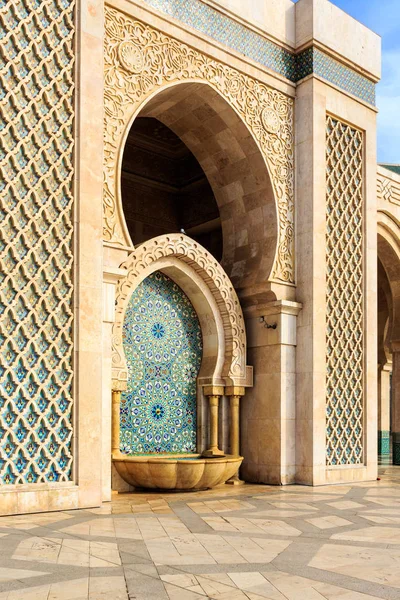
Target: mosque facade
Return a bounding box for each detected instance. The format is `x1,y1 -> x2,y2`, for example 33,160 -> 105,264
0,0 -> 398,514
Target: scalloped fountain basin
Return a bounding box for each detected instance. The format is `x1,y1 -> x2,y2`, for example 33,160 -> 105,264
113,454 -> 243,491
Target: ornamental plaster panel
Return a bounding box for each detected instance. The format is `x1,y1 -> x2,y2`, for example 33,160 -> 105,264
104,6 -> 295,284
377,169 -> 400,208
112,234 -> 251,387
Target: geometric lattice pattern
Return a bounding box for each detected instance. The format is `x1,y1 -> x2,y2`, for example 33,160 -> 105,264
326,116 -> 364,466
120,272 -> 202,455
0,0 -> 75,484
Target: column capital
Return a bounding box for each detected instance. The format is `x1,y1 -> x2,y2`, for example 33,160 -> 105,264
112,380 -> 127,392
203,385 -> 224,397
103,266 -> 127,286
225,386 -> 245,397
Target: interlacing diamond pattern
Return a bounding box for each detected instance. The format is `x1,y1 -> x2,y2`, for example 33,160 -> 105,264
0,0 -> 75,484
326,116 -> 364,467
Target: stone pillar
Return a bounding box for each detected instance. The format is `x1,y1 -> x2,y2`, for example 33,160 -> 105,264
112,391 -> 121,456
241,301 -> 301,485
294,0 -> 379,483
202,386 -> 225,457
226,386 -> 245,484
111,384 -> 127,458
102,265 -> 127,501
378,363 -> 391,459
392,349 -> 400,465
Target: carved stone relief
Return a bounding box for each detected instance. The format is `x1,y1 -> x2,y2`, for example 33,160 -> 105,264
104,7 -> 295,283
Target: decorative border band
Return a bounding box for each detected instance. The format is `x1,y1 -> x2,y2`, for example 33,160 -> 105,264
140,0 -> 376,106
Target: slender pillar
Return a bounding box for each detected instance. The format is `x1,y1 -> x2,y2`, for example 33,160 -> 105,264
202,386 -> 225,457
111,381 -> 127,460
378,363 -> 391,460
226,386 -> 245,485
112,390 -> 121,457
392,348 -> 400,465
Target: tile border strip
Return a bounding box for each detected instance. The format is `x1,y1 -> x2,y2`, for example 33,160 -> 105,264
140,0 -> 376,106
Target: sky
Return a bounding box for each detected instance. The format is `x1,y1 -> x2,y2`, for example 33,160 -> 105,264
311,0 -> 400,164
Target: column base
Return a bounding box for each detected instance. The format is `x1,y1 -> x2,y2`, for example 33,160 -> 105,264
202,448 -> 225,458
226,475 -> 245,486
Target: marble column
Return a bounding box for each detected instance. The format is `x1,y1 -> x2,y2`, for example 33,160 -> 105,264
392,348 -> 400,465
102,265 -> 127,500
226,386 -> 245,485
202,386 -> 225,457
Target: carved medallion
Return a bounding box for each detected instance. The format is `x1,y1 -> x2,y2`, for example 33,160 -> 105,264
261,107 -> 280,134
118,41 -> 144,74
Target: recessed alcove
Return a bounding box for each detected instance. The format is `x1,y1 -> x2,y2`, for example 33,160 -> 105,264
121,116 -> 223,261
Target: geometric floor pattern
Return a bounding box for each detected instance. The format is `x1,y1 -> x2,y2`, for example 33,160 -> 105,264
0,467 -> 399,599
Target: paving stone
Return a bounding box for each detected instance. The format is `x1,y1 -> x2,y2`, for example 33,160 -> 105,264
0,468 -> 400,599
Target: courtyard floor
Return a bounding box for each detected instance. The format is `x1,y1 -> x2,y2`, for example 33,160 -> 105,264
0,468 -> 400,599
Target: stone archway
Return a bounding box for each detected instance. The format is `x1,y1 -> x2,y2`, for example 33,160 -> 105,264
103,6 -> 294,290
111,234 -> 252,478
112,234 -> 252,391
378,216 -> 400,464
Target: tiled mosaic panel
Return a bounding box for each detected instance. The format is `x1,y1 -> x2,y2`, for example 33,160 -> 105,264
312,49 -> 375,106
326,117 -> 364,466
120,272 -> 202,454
142,0 -> 376,106
0,0 -> 75,484
378,431 -> 390,456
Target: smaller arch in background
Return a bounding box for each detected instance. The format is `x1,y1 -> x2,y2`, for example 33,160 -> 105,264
378,215 -> 400,346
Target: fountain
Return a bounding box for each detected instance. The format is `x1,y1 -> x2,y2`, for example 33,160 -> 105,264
111,270 -> 245,491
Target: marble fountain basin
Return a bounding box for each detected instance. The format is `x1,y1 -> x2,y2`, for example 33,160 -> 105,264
113,453 -> 243,490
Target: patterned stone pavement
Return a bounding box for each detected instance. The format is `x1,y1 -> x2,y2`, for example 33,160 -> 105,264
1,467 -> 400,599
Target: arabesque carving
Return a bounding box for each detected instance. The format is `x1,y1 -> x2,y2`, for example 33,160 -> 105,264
112,234 -> 250,387
104,7 -> 295,283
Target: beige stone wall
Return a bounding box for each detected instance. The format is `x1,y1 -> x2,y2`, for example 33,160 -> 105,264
296,0 -> 381,79
295,77 -> 378,485
209,0 -> 296,47
0,0 -> 104,515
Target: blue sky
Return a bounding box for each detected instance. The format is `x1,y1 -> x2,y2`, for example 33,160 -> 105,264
319,0 -> 400,164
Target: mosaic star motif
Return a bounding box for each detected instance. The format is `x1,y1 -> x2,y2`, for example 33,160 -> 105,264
120,272 -> 202,454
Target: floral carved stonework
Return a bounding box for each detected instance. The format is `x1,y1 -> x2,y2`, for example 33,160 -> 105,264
104,7 -> 295,283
